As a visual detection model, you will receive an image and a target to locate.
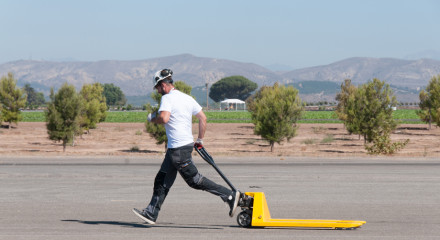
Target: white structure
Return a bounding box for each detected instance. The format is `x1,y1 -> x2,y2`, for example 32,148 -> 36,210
220,99 -> 246,111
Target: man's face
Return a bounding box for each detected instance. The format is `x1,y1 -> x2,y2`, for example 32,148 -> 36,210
155,82 -> 165,95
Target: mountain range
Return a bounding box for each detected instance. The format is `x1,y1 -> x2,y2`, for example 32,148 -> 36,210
1,54 -> 440,104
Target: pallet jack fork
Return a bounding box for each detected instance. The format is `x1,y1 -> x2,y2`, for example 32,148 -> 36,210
237,192 -> 366,229
194,145 -> 366,229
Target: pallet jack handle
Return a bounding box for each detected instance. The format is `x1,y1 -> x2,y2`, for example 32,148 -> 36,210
194,144 -> 238,192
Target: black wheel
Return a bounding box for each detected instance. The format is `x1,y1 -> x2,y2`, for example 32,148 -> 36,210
237,211 -> 252,228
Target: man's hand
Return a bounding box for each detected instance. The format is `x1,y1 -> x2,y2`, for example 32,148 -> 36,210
194,138 -> 203,149
147,112 -> 157,122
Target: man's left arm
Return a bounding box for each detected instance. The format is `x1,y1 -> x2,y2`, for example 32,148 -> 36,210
195,110 -> 207,146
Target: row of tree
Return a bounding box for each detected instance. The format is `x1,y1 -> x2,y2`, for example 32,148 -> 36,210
0,72 -> 127,129
0,72 -> 121,151
46,83 -> 109,151
229,75 -> 440,154
247,78 -> 408,154
207,76 -> 417,154
3,70 -> 440,155
144,77 -> 409,155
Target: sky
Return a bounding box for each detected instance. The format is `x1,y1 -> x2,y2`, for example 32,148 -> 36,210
1,0 -> 439,69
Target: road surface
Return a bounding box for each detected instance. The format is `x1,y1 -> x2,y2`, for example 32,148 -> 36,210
1,156 -> 439,239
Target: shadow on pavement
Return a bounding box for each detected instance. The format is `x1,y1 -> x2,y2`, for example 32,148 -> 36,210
62,219 -> 227,229
62,219 -> 150,228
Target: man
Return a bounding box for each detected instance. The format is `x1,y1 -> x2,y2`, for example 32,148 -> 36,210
132,69 -> 240,224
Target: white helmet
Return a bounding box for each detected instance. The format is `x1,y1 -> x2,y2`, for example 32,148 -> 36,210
153,69 -> 173,88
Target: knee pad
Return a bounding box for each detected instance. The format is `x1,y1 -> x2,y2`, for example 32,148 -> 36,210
179,162 -> 204,189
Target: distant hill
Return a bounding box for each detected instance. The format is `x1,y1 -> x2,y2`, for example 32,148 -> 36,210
1,54 -> 440,104
282,57 -> 440,90
0,54 -> 282,97
287,80 -> 421,103
289,81 -> 340,95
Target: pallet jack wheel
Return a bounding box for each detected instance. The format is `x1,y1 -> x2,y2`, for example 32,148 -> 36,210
237,211 -> 252,228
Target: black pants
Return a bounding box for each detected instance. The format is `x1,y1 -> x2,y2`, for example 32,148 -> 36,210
145,143 -> 232,220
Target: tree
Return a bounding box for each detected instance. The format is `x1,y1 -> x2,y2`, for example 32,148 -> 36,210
335,79 -> 360,135
0,102 -> 3,125
45,83 -> 83,152
418,75 -> 440,129
247,83 -> 303,152
102,83 -> 127,107
418,90 -> 432,129
79,83 -> 107,132
145,81 -> 193,149
354,79 -> 398,143
0,73 -> 27,128
209,76 -> 258,102
337,78 -> 408,154
23,83 -> 45,109
126,104 -> 133,111
335,79 -> 357,121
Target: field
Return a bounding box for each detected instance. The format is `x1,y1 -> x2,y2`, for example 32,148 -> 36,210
1,121 -> 438,157
20,109 -> 421,123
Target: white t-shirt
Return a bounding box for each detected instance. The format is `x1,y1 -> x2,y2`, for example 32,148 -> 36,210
159,89 -> 202,149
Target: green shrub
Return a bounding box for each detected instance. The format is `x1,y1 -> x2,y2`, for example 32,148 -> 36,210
365,135 -> 409,155
321,134 -> 334,144
130,146 -> 140,152
302,139 -> 317,145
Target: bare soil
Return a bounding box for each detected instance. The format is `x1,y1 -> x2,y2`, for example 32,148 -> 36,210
0,122 -> 439,157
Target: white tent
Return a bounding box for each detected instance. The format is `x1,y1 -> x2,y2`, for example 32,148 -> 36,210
220,99 -> 246,111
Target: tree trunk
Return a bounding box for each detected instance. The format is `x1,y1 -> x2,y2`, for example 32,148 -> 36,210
429,109 -> 432,130
270,141 -> 274,152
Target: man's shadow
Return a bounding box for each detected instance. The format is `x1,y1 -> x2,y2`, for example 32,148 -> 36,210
62,219 -> 227,229
62,219 -> 150,228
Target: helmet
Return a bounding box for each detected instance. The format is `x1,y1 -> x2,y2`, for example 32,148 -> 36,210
153,69 -> 173,88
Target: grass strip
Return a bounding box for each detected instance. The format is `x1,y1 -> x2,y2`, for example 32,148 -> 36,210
19,109 -> 423,124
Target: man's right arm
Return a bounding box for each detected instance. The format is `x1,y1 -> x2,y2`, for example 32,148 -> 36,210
148,110 -> 170,124
152,111 -> 170,124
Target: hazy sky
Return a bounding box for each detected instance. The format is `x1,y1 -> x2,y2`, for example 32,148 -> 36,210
1,0 -> 439,69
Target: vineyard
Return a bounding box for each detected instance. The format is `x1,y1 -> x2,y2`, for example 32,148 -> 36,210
20,109 -> 422,124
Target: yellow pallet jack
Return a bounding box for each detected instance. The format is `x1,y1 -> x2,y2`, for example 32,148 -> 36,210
237,192 -> 366,229
195,146 -> 366,229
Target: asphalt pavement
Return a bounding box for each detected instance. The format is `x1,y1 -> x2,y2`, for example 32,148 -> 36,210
1,156 -> 439,240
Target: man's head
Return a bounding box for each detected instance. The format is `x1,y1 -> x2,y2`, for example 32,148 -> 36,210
153,69 -> 173,88
153,69 -> 174,95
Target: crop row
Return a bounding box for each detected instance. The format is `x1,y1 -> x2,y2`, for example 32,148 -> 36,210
19,109 -> 421,124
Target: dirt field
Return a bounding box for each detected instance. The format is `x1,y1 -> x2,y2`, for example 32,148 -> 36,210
0,122 -> 439,158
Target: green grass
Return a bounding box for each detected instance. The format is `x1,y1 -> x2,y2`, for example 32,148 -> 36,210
299,111 -> 340,123
21,111 -> 46,122
392,109 -> 421,123
105,111 -> 147,122
205,111 -> 252,123
19,109 -> 423,123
